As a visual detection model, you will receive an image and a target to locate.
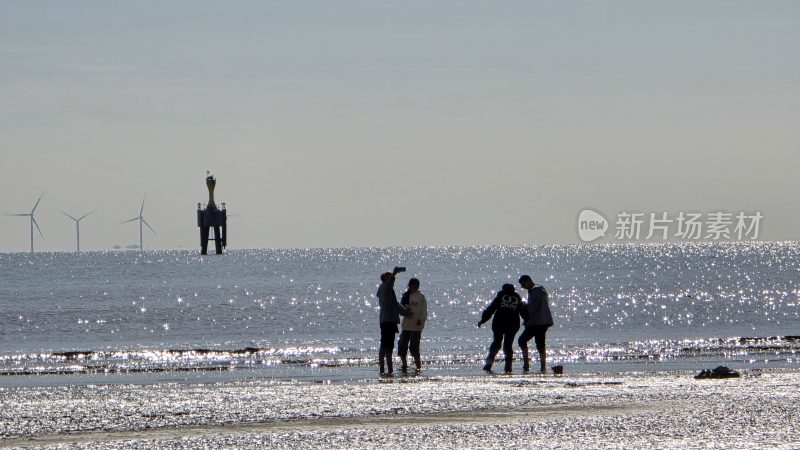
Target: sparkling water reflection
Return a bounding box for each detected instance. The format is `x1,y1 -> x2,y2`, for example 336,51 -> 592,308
0,242 -> 797,379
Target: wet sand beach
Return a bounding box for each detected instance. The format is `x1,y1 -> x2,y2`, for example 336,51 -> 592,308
2,370 -> 799,449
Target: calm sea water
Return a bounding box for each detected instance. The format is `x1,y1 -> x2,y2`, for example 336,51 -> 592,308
1,242 -> 798,385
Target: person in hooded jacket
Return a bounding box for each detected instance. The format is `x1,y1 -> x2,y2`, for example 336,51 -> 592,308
517,275 -> 554,373
398,277 -> 427,374
477,283 -> 527,373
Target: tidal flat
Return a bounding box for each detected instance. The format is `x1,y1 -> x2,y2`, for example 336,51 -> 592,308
2,369 -> 798,449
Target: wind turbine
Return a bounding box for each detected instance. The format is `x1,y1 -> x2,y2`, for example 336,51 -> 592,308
61,210 -> 94,252
6,194 -> 44,252
121,196 -> 155,251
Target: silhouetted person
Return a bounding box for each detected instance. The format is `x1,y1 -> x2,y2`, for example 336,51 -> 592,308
398,277 -> 428,374
376,268 -> 407,375
478,283 -> 527,373
517,275 -> 554,373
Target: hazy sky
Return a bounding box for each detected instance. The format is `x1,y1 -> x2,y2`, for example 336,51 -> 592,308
1,1 -> 797,251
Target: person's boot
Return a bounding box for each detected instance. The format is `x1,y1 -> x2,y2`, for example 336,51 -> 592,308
400,356 -> 408,374
504,354 -> 513,374
386,353 -> 394,375
539,350 -> 547,374
413,355 -> 422,374
521,349 -> 530,373
483,353 -> 496,372
379,349 -> 386,375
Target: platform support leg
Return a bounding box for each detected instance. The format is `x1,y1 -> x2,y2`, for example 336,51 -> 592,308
200,226 -> 209,255
213,225 -> 223,254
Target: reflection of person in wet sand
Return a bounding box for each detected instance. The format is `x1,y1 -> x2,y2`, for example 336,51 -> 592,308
398,277 -> 427,374
478,283 -> 526,373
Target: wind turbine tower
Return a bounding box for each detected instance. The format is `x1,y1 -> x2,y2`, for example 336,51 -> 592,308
122,196 -> 155,251
61,210 -> 94,252
6,194 -> 44,252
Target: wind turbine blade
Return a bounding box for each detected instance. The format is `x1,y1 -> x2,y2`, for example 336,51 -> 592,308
61,210 -> 78,221
78,209 -> 96,220
32,217 -> 44,239
142,218 -> 156,235
6,213 -> 30,217
79,210 -> 95,221
121,217 -> 140,224
140,196 -> 146,216
31,193 -> 44,214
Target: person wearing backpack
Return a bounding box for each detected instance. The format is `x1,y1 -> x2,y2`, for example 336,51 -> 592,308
477,283 -> 527,373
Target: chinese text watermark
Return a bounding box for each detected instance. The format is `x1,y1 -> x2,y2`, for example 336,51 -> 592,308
577,209 -> 762,243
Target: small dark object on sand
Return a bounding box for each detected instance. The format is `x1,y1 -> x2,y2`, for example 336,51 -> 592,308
695,365 -> 740,379
552,365 -> 564,375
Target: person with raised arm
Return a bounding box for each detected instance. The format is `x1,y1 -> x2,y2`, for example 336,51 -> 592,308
376,267 -> 408,375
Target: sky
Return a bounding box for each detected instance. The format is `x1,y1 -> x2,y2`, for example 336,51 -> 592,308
0,1 -> 797,251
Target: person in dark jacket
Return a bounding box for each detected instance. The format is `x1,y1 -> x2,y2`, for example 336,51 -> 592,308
477,283 -> 527,373
376,268 -> 408,375
517,275 -> 554,373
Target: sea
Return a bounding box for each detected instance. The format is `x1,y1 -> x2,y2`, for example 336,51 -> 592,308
1,242 -> 798,388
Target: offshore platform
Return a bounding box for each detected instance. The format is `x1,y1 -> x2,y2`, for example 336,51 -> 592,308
197,171 -> 227,255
